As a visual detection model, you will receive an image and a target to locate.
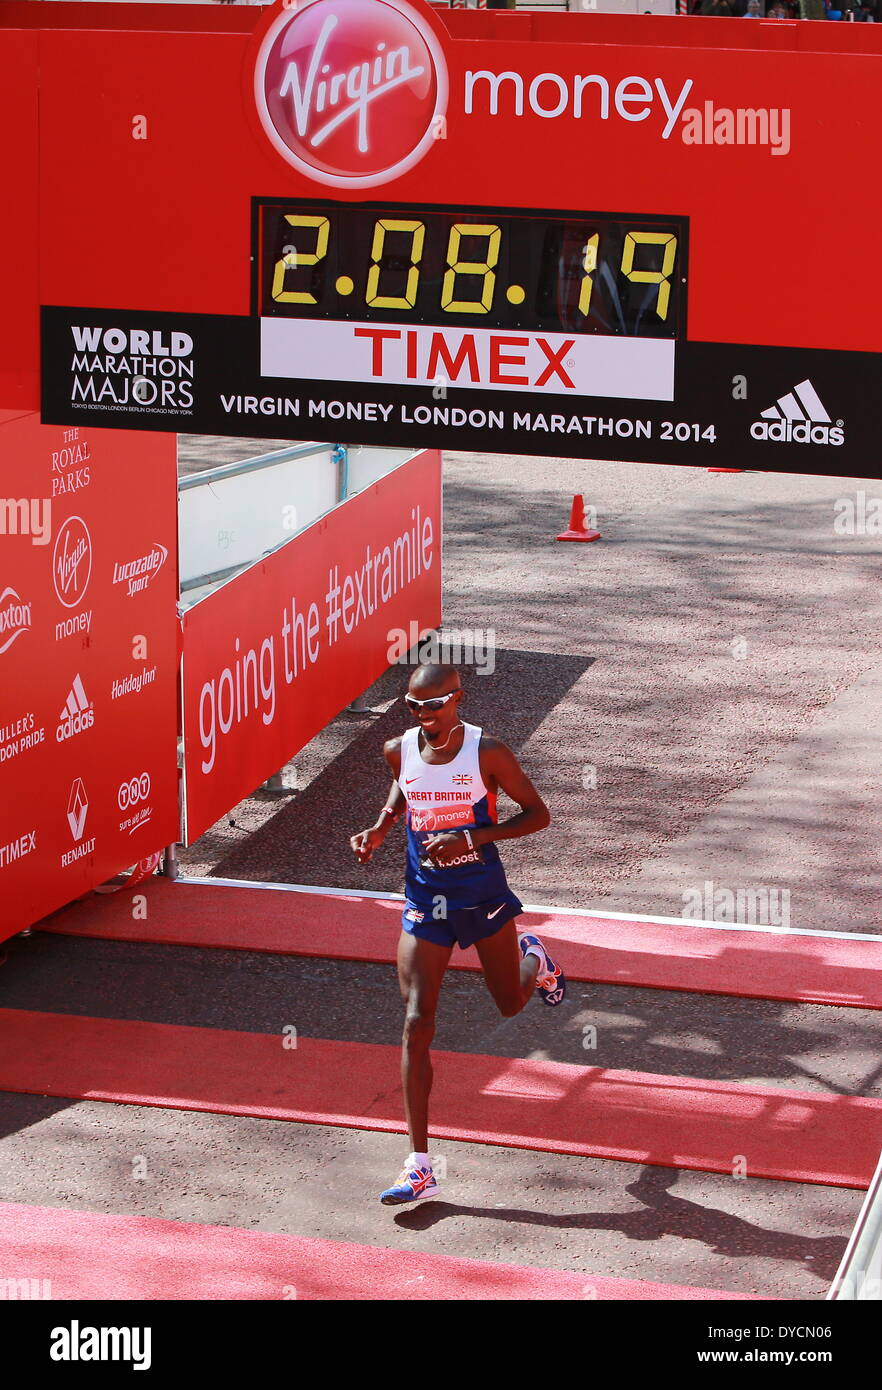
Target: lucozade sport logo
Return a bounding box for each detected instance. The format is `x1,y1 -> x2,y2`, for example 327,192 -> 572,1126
254,0 -> 448,188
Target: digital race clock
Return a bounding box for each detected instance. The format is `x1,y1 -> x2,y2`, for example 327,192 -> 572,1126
253,200 -> 686,405
255,201 -> 687,340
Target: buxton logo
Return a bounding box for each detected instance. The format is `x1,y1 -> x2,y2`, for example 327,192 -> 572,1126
0,587 -> 33,654
254,0 -> 447,188
52,516 -> 92,609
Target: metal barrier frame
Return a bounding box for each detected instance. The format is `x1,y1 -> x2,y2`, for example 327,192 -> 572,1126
828,1147 -> 882,1299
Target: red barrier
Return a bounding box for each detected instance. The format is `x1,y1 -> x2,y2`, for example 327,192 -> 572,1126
0,414 -> 179,941
0,24 -> 38,412
181,449 -> 442,843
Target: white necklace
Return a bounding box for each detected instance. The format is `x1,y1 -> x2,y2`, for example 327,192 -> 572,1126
424,720 -> 463,751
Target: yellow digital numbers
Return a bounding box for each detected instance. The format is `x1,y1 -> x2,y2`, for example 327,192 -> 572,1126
620,232 -> 677,321
365,220 -> 425,310
264,206 -> 682,333
578,234 -> 599,317
441,223 -> 501,314
271,215 -> 330,304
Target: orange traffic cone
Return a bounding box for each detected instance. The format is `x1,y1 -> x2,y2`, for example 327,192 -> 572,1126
557,494 -> 601,542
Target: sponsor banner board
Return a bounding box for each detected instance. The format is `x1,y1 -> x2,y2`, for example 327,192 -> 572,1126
0,412 -> 179,939
181,446 -> 442,844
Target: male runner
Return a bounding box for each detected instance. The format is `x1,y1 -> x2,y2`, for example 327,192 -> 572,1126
350,662 -> 565,1206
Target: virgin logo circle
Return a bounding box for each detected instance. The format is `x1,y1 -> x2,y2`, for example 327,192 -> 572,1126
52,516 -> 92,610
118,773 -> 151,810
254,0 -> 448,188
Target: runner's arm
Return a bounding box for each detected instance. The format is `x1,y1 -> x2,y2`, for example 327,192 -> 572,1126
471,737 -> 550,847
349,738 -> 406,863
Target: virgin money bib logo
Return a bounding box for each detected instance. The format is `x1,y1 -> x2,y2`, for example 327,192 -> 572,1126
254,0 -> 447,188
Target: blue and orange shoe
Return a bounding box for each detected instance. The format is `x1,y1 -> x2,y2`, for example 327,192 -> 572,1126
380,1160 -> 441,1206
518,933 -> 567,1006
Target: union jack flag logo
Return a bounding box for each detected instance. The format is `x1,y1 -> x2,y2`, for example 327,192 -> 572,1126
407,1167 -> 435,1194
452,774 -> 472,785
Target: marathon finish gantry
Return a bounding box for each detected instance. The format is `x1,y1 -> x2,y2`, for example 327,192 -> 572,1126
2,1 -> 881,471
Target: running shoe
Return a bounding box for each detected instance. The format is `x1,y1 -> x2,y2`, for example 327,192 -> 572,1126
518,932 -> 567,1006
379,1162 -> 441,1206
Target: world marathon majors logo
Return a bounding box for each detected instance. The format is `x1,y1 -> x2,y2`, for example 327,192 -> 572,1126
66,324 -> 195,412
253,0 -> 448,188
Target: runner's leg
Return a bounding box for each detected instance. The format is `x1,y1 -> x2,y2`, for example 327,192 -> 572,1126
475,918 -> 539,1017
397,931 -> 452,1153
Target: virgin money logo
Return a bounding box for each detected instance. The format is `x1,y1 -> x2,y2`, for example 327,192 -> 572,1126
52,516 -> 92,610
254,0 -> 447,188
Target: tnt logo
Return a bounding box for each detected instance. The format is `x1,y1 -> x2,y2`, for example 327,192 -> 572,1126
254,0 -> 448,188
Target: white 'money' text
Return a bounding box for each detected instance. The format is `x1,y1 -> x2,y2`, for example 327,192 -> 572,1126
464,70 -> 694,139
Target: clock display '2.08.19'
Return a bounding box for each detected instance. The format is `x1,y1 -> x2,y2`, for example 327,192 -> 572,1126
256,201 -> 687,340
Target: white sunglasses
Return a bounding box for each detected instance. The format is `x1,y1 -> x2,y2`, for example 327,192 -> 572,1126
404,690 -> 460,712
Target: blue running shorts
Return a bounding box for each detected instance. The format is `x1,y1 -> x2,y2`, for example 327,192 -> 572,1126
401,890 -> 523,950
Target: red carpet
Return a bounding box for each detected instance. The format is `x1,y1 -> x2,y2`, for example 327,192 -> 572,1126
0,1202 -> 765,1300
1,1009 -> 878,1187
39,879 -> 882,1009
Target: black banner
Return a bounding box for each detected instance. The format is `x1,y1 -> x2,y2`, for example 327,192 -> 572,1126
41,305 -> 882,478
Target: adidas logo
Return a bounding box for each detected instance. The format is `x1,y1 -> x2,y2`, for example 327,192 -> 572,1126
56,673 -> 95,742
750,379 -> 844,446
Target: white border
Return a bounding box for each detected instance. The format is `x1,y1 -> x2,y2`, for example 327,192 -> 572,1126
253,0 -> 449,190
173,874 -> 882,944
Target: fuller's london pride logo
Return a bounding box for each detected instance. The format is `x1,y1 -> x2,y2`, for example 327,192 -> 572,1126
254,0 -> 447,188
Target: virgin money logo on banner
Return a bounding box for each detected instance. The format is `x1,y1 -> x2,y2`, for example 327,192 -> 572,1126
254,0 -> 447,188
52,516 -> 92,609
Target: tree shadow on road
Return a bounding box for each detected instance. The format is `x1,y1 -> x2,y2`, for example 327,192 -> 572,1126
393,1162 -> 848,1289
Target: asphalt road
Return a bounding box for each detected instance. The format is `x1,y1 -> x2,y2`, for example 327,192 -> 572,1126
0,929 -> 869,1299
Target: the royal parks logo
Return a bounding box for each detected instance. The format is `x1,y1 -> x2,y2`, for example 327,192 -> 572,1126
253,0 -> 448,188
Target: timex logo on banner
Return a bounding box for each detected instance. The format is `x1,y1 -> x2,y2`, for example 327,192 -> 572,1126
356,327 -> 578,389
261,317 -> 675,403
